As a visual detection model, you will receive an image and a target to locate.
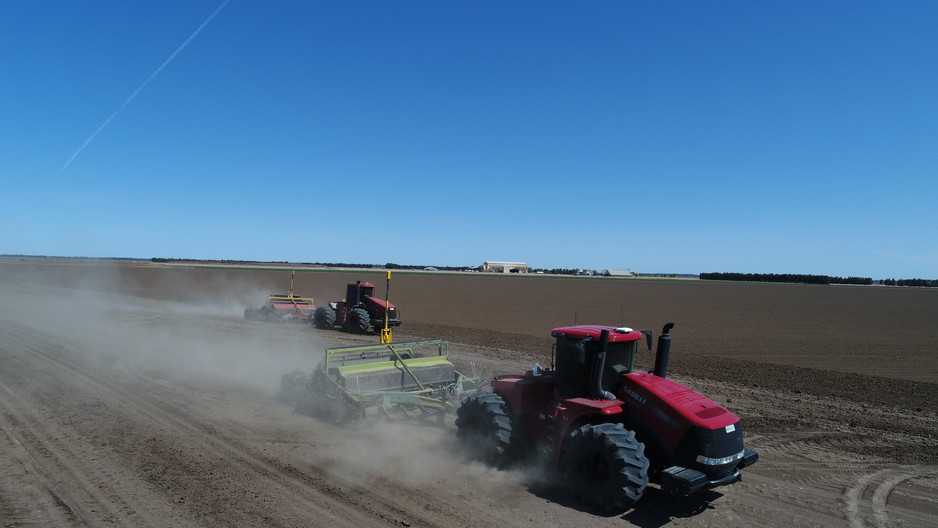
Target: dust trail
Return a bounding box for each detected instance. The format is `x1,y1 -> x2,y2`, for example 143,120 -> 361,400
59,0 -> 230,172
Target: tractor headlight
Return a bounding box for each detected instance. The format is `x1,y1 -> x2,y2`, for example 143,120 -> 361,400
696,450 -> 745,466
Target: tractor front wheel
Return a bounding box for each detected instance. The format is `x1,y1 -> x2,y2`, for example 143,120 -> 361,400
347,307 -> 371,333
455,392 -> 513,467
313,305 -> 336,329
561,423 -> 649,512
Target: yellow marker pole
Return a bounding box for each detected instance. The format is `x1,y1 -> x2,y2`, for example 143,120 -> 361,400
380,270 -> 393,343
288,270 -> 306,314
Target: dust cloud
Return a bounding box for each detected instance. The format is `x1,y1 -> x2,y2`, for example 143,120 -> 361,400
310,419 -> 549,492
0,263 -> 540,499
0,268 -> 317,395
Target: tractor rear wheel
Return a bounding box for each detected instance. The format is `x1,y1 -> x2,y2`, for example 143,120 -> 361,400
455,392 -> 513,467
561,423 -> 649,512
347,307 -> 371,333
313,305 -> 336,329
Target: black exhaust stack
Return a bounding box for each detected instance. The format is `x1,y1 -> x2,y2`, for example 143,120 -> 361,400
653,322 -> 675,378
590,329 -> 616,400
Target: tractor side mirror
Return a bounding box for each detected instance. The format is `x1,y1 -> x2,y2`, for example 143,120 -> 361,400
642,330 -> 653,350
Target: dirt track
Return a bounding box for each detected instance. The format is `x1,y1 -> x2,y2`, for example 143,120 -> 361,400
1,260 -> 936,527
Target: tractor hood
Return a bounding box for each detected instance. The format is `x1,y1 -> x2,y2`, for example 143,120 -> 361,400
364,296 -> 398,310
620,372 -> 750,480
620,372 -> 739,430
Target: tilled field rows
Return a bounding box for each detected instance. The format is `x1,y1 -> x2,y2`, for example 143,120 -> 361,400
0,322 -> 432,527
2,262 -> 937,527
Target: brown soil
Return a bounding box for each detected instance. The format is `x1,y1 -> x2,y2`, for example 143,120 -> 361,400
1,259 -> 936,527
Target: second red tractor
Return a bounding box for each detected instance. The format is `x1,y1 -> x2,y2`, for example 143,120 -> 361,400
456,323 -> 758,511
312,280 -> 400,334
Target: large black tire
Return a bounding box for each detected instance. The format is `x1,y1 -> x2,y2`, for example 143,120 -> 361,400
313,305 -> 336,329
244,307 -> 256,320
347,307 -> 371,333
278,369 -> 308,405
296,375 -> 358,423
561,423 -> 649,512
455,392 -> 513,467
259,306 -> 276,322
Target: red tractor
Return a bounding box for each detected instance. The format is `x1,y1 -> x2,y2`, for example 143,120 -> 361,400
455,323 -> 758,511
312,280 -> 400,334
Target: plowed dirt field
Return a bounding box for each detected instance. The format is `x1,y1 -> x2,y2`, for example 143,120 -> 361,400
1,260 -> 936,527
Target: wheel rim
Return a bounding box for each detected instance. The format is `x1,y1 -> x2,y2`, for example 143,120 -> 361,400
583,452 -> 611,484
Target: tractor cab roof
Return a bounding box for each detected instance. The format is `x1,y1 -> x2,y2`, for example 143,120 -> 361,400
551,325 -> 644,342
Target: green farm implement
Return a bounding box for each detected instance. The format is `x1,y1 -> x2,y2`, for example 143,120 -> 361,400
280,339 -> 479,422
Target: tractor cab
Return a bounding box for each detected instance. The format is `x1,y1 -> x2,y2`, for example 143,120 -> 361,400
551,325 -> 647,399
345,281 -> 376,305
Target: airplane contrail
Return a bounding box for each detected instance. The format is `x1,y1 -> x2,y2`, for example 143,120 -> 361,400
60,0 -> 231,172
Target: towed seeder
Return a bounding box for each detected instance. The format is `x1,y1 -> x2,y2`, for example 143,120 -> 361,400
244,271 -> 316,323
280,339 -> 479,423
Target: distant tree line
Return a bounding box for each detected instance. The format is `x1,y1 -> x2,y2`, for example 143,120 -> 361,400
829,276 -> 875,285
384,263 -> 420,270
308,261 -> 374,269
385,263 -> 479,271
151,257 -> 292,264
150,258 -> 480,271
879,278 -> 938,287
538,268 -> 579,275
146,259 -> 933,286
5,254 -> 145,261
700,272 -> 873,285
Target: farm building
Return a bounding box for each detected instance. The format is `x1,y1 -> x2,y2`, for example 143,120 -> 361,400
602,269 -> 634,277
482,261 -> 529,273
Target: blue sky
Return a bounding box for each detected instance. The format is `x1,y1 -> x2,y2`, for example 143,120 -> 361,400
2,1 -> 936,278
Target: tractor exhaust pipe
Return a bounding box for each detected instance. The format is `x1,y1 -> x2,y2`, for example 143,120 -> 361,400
653,322 -> 675,378
590,329 -> 616,400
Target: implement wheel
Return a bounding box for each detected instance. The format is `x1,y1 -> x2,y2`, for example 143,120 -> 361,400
313,305 -> 336,329
561,423 -> 649,512
455,392 -> 512,467
278,369 -> 307,405
259,306 -> 276,322
295,375 -> 358,422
